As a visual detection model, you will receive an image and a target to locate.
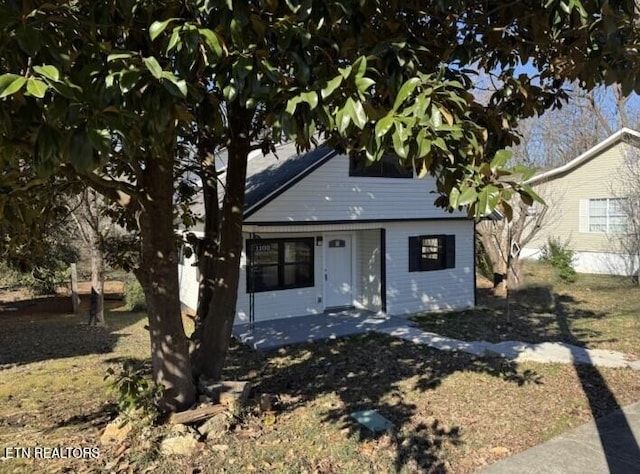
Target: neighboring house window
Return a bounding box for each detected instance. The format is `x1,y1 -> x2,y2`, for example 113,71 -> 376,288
246,238 -> 314,292
408,235 -> 455,271
349,153 -> 413,178
587,198 -> 627,233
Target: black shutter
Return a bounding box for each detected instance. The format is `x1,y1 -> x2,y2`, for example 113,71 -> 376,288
408,236 -> 420,272
445,235 -> 456,269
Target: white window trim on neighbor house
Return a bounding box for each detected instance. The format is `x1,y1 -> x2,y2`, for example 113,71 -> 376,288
579,198 -> 627,234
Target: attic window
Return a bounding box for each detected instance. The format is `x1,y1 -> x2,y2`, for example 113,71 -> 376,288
349,154 -> 413,178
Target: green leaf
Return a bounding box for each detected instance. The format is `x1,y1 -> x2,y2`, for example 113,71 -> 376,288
321,75 -> 342,99
107,52 -> 135,62
0,74 -> 26,98
353,56 -> 367,78
392,122 -> 407,158
449,187 -> 460,208
393,77 -> 421,110
346,98 -> 367,129
149,18 -> 176,41
374,114 -> 394,137
300,91 -> 318,109
161,71 -> 187,97
33,65 -> 60,81
199,28 -> 223,57
223,84 -> 237,102
143,57 -> 163,79
490,149 -> 512,171
477,185 -> 500,216
458,186 -> 478,207
355,76 -> 375,93
167,27 -> 181,51
25,78 -> 48,98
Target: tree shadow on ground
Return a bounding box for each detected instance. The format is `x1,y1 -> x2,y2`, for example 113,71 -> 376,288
227,334 -> 541,472
414,284 -> 611,348
554,295 -> 640,473
0,306 -> 146,367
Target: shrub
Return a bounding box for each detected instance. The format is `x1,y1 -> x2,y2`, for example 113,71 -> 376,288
124,277 -> 147,311
541,237 -> 577,283
105,360 -> 163,421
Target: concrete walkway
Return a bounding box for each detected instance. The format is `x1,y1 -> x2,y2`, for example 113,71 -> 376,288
233,310 -> 407,351
377,325 -> 640,370
234,313 -> 639,370
479,401 -> 640,473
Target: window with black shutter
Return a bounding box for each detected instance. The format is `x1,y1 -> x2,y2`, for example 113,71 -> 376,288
408,235 -> 455,272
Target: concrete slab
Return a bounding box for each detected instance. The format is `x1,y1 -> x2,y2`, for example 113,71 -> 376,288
479,401 -> 640,474
232,310 -> 408,351
376,325 -> 492,356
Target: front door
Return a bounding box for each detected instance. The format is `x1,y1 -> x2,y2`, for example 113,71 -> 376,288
325,234 -> 353,309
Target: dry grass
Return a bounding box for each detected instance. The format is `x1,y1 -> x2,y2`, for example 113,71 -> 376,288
1,267 -> 639,473
413,262 -> 640,358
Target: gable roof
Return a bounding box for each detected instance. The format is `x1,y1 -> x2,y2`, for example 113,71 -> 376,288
243,143 -> 337,217
191,142 -> 337,220
527,127 -> 640,185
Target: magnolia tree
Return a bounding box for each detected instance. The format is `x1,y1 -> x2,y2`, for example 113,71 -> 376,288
0,0 -> 639,411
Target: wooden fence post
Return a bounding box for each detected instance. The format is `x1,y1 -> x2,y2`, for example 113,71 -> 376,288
70,263 -> 80,314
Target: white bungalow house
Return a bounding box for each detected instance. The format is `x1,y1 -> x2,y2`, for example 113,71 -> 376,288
522,128 -> 640,276
178,142 -> 476,325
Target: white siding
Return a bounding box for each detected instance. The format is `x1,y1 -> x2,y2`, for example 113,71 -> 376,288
522,248 -> 639,276
178,253 -> 199,314
246,155 -> 462,222
357,230 -> 382,312
384,220 -> 475,315
235,232 -> 325,324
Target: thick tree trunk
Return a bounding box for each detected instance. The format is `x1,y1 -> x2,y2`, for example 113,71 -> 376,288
192,105 -> 252,382
137,157 -> 196,412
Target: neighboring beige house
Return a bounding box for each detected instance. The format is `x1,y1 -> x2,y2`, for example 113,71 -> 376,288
522,128 -> 640,276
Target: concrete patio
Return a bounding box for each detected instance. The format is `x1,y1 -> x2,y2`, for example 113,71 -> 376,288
232,309 -> 409,351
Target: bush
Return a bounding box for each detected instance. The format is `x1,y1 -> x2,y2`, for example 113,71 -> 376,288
105,360 -> 163,421
124,278 -> 147,311
541,237 -> 577,283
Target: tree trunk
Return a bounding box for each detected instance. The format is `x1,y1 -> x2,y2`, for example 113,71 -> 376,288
137,156 -> 196,412
88,188 -> 105,325
192,105 -> 252,382
190,135 -> 220,378
88,242 -> 105,325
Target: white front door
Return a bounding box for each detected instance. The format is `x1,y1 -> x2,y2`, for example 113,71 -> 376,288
325,234 -> 353,308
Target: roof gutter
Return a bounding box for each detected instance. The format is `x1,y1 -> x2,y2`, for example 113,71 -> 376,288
526,127 -> 640,185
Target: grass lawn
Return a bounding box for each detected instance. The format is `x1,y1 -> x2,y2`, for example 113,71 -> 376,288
1,265 -> 639,473
413,262 -> 640,358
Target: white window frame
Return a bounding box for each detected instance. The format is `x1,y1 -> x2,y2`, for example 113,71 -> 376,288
580,198 -> 627,234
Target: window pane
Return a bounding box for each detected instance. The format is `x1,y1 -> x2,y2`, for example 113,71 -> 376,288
589,217 -> 607,233
589,199 -> 607,217
609,199 -> 626,217
283,263 -> 312,287
251,242 -> 279,265
284,241 -> 311,264
609,216 -> 627,233
421,237 -> 440,260
252,265 -> 279,291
